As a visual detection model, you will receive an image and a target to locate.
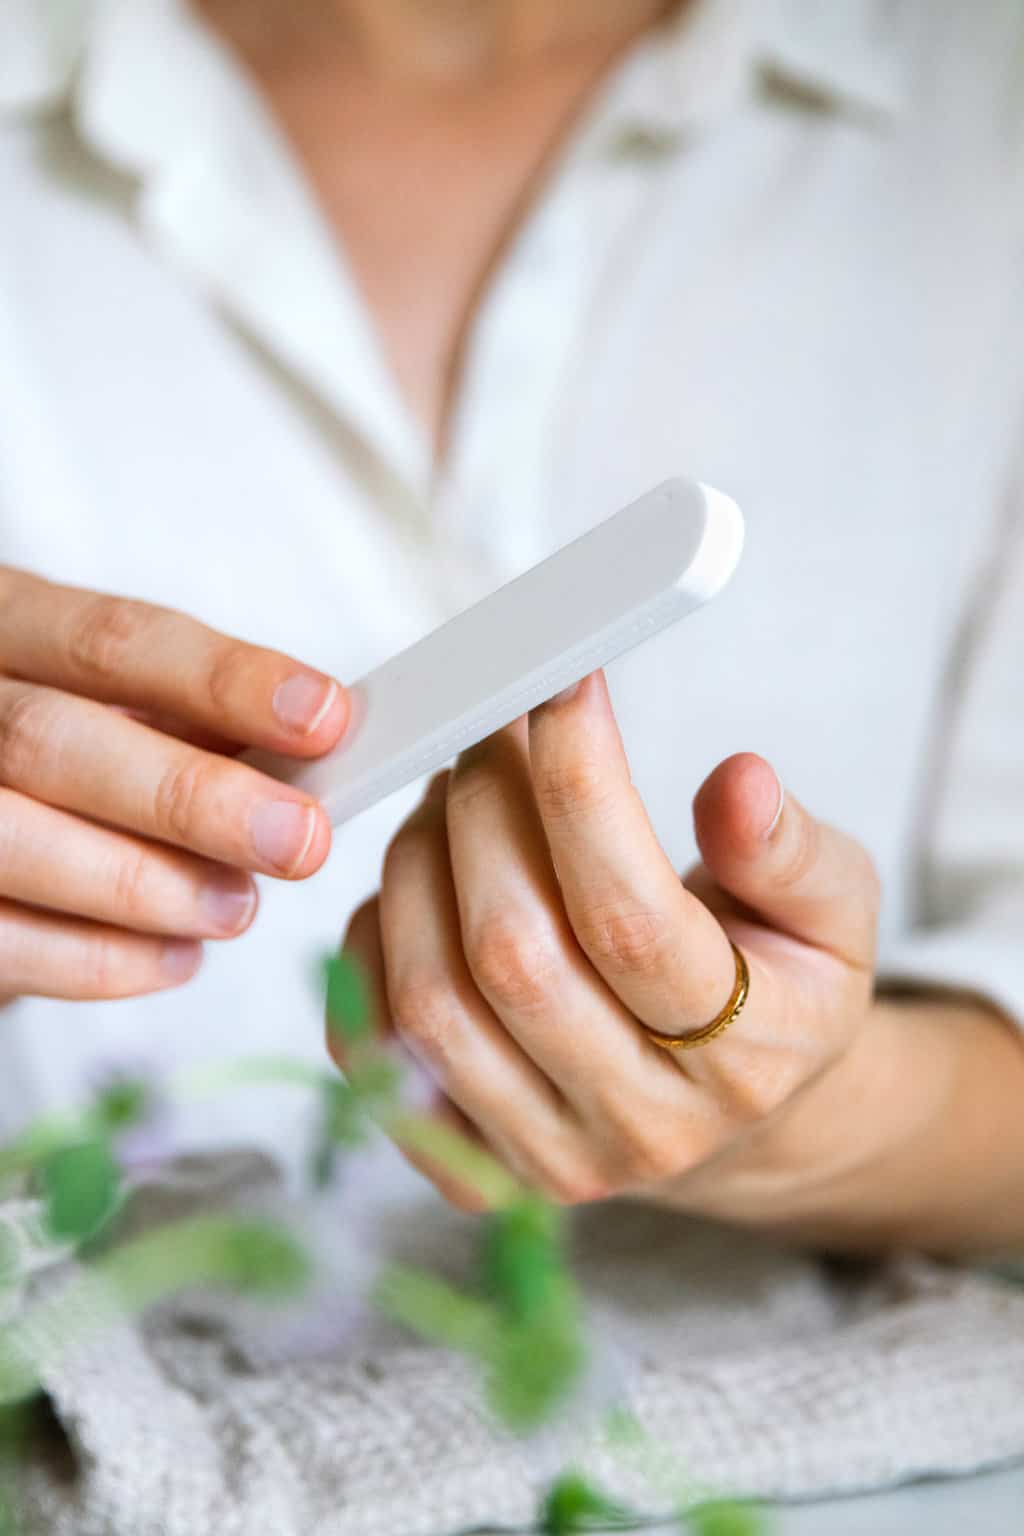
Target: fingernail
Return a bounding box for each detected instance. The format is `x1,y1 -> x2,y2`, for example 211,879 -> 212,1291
272,675 -> 337,736
250,800 -> 317,874
198,870 -> 258,936
764,771 -> 786,839
161,939 -> 203,983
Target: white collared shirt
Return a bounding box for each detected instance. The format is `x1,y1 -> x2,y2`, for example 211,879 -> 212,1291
1,0 -> 1023,1161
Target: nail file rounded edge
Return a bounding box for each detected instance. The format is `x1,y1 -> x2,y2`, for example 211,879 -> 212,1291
244,477 -> 744,827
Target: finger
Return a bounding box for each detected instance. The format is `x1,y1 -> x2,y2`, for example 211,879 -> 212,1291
375,787 -> 603,1202
378,789 -> 578,1144
110,705 -> 239,755
0,568 -> 349,756
445,723 -> 678,1107
0,900 -> 203,1000
335,898 -> 527,1210
693,754 -> 879,970
0,680 -> 330,878
0,788 -> 257,938
528,673 -> 735,1040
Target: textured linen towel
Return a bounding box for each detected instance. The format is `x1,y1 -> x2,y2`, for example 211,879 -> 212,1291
7,1146 -> 1024,1536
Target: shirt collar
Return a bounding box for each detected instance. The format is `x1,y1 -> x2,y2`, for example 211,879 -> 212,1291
0,0 -> 908,496
0,0 -> 93,114
31,0 -> 433,492
596,0 -> 910,146
755,0 -> 910,121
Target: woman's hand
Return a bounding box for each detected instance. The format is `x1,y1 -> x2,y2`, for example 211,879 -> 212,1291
335,671 -> 883,1225
0,566 -> 348,1001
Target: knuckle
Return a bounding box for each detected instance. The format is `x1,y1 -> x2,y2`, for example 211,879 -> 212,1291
390,972 -> 462,1067
0,688 -> 58,785
205,641 -> 257,717
81,933 -> 131,999
110,847 -> 157,922
465,911 -> 562,1013
153,755 -> 218,845
598,1098 -> 682,1185
718,1062 -> 795,1125
575,900 -> 670,977
533,754 -> 611,821
67,596 -> 154,682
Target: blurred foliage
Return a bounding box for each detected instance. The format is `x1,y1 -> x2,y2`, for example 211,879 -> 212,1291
41,1137 -> 120,1244
91,1076 -> 154,1137
689,1502 -> 767,1536
323,952 -> 373,1046
0,949 -> 763,1532
481,1197 -> 585,1430
540,1472 -> 635,1532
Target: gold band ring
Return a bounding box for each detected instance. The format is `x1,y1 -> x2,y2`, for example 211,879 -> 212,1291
643,941 -> 750,1052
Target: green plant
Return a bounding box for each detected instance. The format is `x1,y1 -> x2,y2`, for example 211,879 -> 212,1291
0,953 -> 764,1534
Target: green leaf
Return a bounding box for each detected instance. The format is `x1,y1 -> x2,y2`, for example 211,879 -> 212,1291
478,1198 -> 586,1430
386,1112 -> 520,1209
41,1137 -> 120,1244
309,1080 -> 367,1189
91,1077 -> 152,1134
481,1197 -> 563,1322
322,1080 -> 368,1147
486,1299 -> 586,1431
216,1223 -> 311,1299
0,1217 -> 314,1411
323,953 -> 373,1045
98,1216 -> 311,1313
540,1472 -> 635,1533
347,1055 -> 401,1113
375,1265 -> 497,1355
688,1501 -> 767,1536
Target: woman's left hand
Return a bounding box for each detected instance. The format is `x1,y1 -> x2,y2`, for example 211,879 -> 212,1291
334,671 -> 881,1224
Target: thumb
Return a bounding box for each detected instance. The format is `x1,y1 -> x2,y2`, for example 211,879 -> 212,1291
692,753 -> 879,970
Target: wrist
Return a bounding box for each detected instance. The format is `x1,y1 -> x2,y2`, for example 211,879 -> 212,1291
751,994 -> 1024,1253
662,993 -> 1024,1255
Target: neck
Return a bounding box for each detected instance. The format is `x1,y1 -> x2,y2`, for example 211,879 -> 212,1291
197,0 -> 676,85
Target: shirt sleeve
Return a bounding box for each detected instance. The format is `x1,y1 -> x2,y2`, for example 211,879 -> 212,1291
877,459 -> 1024,1023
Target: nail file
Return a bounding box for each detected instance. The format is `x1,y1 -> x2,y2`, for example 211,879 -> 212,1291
244,478 -> 744,827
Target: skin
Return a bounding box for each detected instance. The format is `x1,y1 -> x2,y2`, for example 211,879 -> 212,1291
198,0 -> 676,445
6,0 -> 1021,1254
337,677 -> 1024,1255
0,566 -> 348,1000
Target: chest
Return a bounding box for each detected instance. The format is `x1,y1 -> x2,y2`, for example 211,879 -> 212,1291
1,99 -> 1020,922
251,55 -> 625,444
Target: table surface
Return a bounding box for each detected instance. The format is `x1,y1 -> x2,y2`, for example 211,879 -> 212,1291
643,1463 -> 1024,1534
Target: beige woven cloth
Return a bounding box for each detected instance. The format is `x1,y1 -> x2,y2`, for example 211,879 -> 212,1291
7,1147 -> 1024,1536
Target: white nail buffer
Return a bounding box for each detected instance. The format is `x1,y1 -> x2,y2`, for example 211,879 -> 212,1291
245,478 -> 744,827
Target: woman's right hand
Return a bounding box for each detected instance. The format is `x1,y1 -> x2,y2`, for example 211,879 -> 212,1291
0,567 -> 349,1001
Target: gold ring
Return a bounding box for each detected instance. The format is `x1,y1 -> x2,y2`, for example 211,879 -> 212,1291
643,941 -> 750,1051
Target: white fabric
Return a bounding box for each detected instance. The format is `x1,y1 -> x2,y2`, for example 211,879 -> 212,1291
0,0 -> 1023,1163
9,1147 -> 1024,1534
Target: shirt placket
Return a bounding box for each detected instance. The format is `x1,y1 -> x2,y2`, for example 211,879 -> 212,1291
428,170 -> 592,610
75,0 -> 437,525
428,3 -> 758,609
